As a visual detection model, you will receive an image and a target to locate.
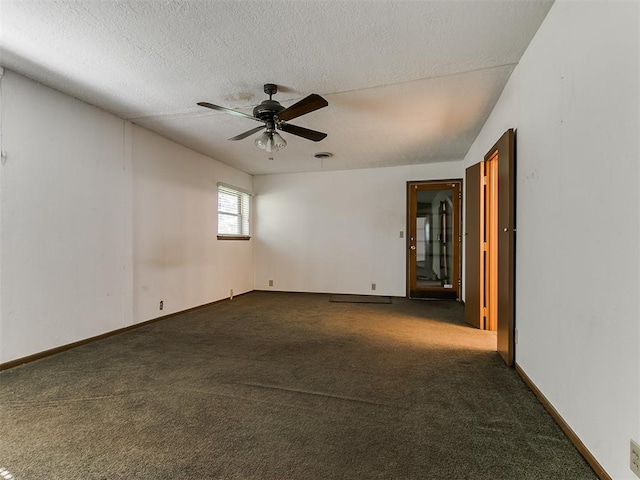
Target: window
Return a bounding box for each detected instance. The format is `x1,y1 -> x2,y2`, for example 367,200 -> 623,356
217,183 -> 252,240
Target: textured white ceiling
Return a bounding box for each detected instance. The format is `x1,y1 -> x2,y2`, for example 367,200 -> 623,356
0,0 -> 553,175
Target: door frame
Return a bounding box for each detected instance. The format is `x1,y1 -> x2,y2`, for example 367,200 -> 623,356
406,179 -> 462,300
483,152 -> 499,332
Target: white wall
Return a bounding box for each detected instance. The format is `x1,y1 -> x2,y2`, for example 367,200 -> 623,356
0,70 -> 133,363
254,162 -> 463,296
132,127 -> 253,321
0,70 -> 254,363
462,2 -> 640,478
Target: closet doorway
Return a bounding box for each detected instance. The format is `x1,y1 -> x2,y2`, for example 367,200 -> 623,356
407,180 -> 462,300
464,129 -> 515,365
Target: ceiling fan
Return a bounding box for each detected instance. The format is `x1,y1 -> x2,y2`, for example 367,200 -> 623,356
197,84 -> 328,153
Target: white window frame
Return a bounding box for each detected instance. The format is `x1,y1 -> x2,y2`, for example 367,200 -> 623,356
217,183 -> 252,240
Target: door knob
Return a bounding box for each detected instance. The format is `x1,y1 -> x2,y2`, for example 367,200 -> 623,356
410,246 -> 416,250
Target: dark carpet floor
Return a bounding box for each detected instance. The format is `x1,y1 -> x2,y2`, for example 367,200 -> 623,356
0,292 -> 597,479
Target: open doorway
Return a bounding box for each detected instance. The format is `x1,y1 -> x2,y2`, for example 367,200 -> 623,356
464,129 -> 515,365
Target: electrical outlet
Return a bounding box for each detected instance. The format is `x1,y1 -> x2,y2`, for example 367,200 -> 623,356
0,468 -> 15,480
159,300 -> 163,310
371,283 -> 376,291
268,280 -> 273,287
631,439 -> 640,477
230,289 -> 234,299
399,231 -> 404,238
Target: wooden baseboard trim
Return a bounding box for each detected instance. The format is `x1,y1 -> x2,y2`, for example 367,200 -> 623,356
0,292 -> 250,372
515,364 -> 612,480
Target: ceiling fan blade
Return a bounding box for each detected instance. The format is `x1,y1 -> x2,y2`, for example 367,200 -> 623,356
276,94 -> 328,122
279,123 -> 327,142
228,125 -> 265,141
197,102 -> 263,123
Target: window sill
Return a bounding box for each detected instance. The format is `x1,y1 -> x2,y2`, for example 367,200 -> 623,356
217,235 -> 251,241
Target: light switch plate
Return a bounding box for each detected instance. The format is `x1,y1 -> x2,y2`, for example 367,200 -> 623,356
631,439 -> 640,478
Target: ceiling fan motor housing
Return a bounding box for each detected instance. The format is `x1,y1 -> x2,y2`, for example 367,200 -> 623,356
253,99 -> 285,121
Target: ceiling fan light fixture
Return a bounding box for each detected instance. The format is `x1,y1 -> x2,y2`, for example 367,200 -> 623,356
270,132 -> 287,152
255,131 -> 287,153
254,131 -> 271,150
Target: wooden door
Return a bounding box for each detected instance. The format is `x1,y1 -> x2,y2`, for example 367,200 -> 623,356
464,164 -> 482,328
407,180 -> 462,299
493,129 -> 516,366
484,155 -> 499,332
464,129 -> 515,366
